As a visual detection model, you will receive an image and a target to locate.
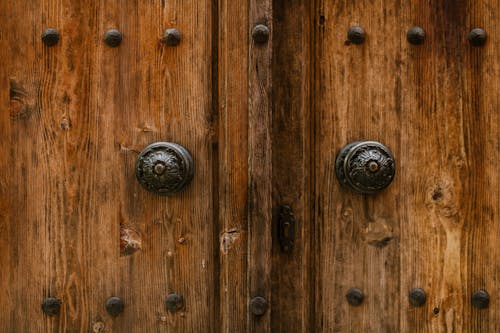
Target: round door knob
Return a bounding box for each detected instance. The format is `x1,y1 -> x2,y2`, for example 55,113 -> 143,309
335,141 -> 395,194
136,142 -> 194,196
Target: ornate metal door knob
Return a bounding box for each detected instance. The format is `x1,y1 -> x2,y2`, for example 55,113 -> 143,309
136,142 -> 194,196
335,141 -> 395,194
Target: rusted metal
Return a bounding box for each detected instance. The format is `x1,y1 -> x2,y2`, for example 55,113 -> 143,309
346,288 -> 364,306
252,24 -> 270,44
165,293 -> 185,312
407,27 -> 425,45
162,28 -> 182,46
347,26 -> 365,45
41,28 -> 60,46
105,296 -> 125,316
250,296 -> 268,316
408,288 -> 426,307
468,28 -> 487,46
335,141 -> 395,194
136,142 -> 194,196
278,205 -> 295,252
471,290 -> 490,309
41,297 -> 61,316
104,29 -> 122,47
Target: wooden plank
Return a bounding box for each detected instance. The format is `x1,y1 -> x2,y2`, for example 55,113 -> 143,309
0,0 -> 215,332
271,0 -> 312,332
217,0 -> 250,332
312,1 -> 403,332
398,1 -> 499,332
248,0 -> 273,332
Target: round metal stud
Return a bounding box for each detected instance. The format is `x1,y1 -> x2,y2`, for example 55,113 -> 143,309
104,29 -> 122,47
471,290 -> 490,309
41,28 -> 60,46
409,288 -> 427,307
407,26 -> 426,45
41,297 -> 61,316
335,141 -> 395,194
347,26 -> 366,45
105,296 -> 124,316
346,288 -> 364,306
252,24 -> 270,44
468,28 -> 487,46
162,28 -> 182,46
165,293 -> 185,312
250,296 -> 268,316
136,142 -> 194,196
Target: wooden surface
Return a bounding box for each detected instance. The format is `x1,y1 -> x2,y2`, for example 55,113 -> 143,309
312,0 -> 499,332
0,0 -> 216,332
0,1 -> 498,332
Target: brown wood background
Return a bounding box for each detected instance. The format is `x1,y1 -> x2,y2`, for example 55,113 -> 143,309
0,0 -> 498,332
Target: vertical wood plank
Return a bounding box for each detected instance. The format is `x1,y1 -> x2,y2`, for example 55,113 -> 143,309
399,1 -> 499,332
248,0 -> 273,332
0,0 -> 215,332
271,0 -> 312,332
313,1 -> 403,332
217,0 -> 249,332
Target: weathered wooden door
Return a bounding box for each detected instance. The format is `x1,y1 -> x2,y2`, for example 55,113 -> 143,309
0,1 -> 498,332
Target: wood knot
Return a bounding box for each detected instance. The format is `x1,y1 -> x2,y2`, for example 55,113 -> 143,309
9,79 -> 39,120
220,229 -> 240,254
426,177 -> 459,219
60,116 -> 72,131
120,226 -> 142,256
363,219 -> 394,247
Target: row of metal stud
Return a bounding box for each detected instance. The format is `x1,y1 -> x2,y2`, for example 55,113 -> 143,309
40,24 -> 271,48
42,294 -> 270,317
41,293 -> 185,317
346,288 -> 491,310
347,25 -> 488,46
41,28 -> 183,47
41,288 -> 490,317
41,25 -> 487,48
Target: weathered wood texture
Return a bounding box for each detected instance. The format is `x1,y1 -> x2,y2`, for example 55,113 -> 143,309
0,0 -> 215,332
217,0 -> 273,332
313,0 -> 499,332
0,1 -> 498,332
271,0 -> 312,332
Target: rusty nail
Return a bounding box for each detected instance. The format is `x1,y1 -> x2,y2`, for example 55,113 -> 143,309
409,288 -> 426,307
346,288 -> 364,306
105,296 -> 124,316
250,296 -> 268,316
41,297 -> 61,316
162,28 -> 182,46
468,28 -> 487,46
41,28 -> 60,46
165,293 -> 185,312
347,26 -> 365,45
104,29 -> 122,47
407,26 -> 425,45
471,290 -> 490,309
252,24 -> 270,44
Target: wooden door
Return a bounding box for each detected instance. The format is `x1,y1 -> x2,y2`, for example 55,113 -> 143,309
0,1 -> 498,332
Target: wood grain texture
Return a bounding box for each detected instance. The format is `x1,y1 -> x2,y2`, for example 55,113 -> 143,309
217,0 -> 250,331
0,0 -> 215,332
271,0 -> 312,332
397,2 -> 499,332
312,0 -> 499,332
0,1 -> 498,332
313,1 -> 402,332
248,0 -> 273,332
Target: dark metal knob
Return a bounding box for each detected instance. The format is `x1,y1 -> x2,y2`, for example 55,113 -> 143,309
136,142 -> 194,196
335,141 -> 395,194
